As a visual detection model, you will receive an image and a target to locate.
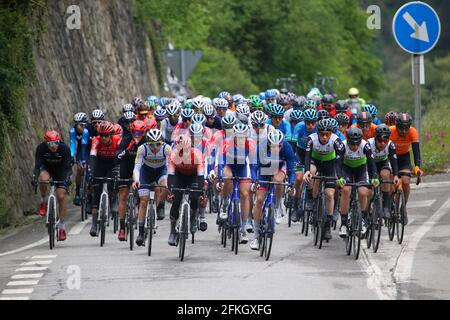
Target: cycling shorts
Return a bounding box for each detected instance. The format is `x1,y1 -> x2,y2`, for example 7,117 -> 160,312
310,159 -> 336,188
224,164 -> 251,183
91,160 -> 116,210
375,159 -> 392,174
342,164 -> 371,189
397,153 -> 412,171
118,158 -> 135,189
39,165 -> 69,190
138,165 -> 168,197
257,172 -> 286,190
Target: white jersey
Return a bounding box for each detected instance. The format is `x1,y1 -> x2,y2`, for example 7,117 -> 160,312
133,143 -> 172,181
160,118 -> 179,144
309,133 -> 339,162
249,123 -> 275,140
342,139 -> 369,167
368,138 -> 393,163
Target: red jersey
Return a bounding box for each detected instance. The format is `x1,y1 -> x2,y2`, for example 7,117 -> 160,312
168,146 -> 204,176
90,135 -> 122,161
318,104 -> 337,118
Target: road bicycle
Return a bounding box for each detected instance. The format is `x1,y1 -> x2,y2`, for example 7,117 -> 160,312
366,182 -> 384,253
91,177 -> 115,247
79,165 -> 89,221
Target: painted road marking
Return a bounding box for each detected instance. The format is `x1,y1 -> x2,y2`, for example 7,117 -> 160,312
31,255 -> 57,259
1,288 -> 34,295
0,238 -> 47,257
68,220 -> 89,235
0,296 -> 30,300
407,199 -> 436,208
15,267 -> 48,272
11,273 -> 44,279
7,280 -> 40,286
21,260 -> 53,266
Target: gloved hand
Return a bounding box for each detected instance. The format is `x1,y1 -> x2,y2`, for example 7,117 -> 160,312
287,184 -> 296,197
336,178 -> 346,187
370,178 -> 380,187
413,166 -> 423,176
208,170 -> 216,182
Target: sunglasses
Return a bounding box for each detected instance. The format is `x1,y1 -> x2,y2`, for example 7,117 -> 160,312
47,141 -> 60,147
100,134 -> 112,138
149,142 -> 163,147
132,130 -> 145,136
376,137 -> 389,143
318,132 -> 332,138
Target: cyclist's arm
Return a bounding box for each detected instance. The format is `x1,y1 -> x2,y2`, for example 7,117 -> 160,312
89,137 -> 99,168
62,144 -> 73,178
114,135 -> 131,164
81,128 -> 90,163
303,137 -> 313,173
283,142 -> 296,184
283,120 -> 292,142
389,142 -> 399,177
364,143 -> 378,180
412,142 -> 421,168
33,144 -> 44,177
133,145 -> 145,182
335,152 -> 344,179
69,128 -> 76,159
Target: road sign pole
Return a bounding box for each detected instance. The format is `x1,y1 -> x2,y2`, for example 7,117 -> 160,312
413,54 -> 421,136
180,49 -> 186,86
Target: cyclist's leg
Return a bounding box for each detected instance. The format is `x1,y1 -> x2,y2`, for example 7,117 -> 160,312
90,161 -> 110,235
155,167 -> 168,220
339,165 -> 353,229
379,164 -> 392,217
397,153 -> 412,202
38,169 -> 50,203
118,158 -> 134,232
218,165 -> 233,217
251,182 -> 268,248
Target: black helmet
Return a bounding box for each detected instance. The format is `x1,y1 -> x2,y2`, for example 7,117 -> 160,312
375,124 -> 391,139
336,113 -> 349,126
396,112 -> 412,128
322,94 -> 334,105
357,111 -> 372,124
346,126 -> 363,144
384,111 -> 397,126
335,100 -> 349,113
318,109 -> 330,121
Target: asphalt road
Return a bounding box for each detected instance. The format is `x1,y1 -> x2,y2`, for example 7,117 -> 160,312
1,174 -> 450,300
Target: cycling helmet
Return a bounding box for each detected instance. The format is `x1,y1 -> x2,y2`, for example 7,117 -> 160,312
335,113 -> 349,126
322,94 -> 334,105
236,103 -> 250,116
181,108 -> 195,120
305,99 -> 318,110
233,123 -> 249,135
147,95 -> 159,105
363,104 -> 378,117
384,111 -> 397,126
192,98 -> 205,112
250,110 -> 267,126
249,95 -> 264,110
277,94 -> 290,106
375,124 -> 391,139
259,92 -> 266,100
203,104 -> 216,117
192,113 -> 207,126
136,102 -> 149,115
317,118 -> 334,132
166,101 -> 181,116
290,110 -> 303,122
184,99 -> 193,109
154,108 -> 167,121
218,91 -> 233,106
189,122 -> 204,137
131,97 -> 145,108
287,92 -> 297,102
346,126 -> 363,143
113,123 -> 123,136
329,118 -> 339,132
146,100 -> 156,110
123,111 -> 136,123
122,104 -> 134,114
176,95 -> 186,105
268,104 -> 285,117
130,120 -> 147,132
294,96 -> 307,110
335,100 -> 349,113
91,109 -> 105,121
159,97 -> 170,107
302,108 -> 318,121
280,88 -> 289,94
348,88 -> 359,96
222,113 -> 236,129
74,112 -> 88,124
213,98 -> 229,110
265,89 -> 277,100
268,129 -> 284,145
357,111 -> 372,124
144,117 -> 158,130
396,112 -> 412,128
318,109 -> 330,120
202,97 -> 212,105
44,130 -> 61,142
146,128 -> 163,142
97,121 -> 114,135
233,94 -> 245,105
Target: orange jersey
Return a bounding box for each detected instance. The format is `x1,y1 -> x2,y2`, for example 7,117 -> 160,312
351,123 -> 377,140
389,126 -> 419,155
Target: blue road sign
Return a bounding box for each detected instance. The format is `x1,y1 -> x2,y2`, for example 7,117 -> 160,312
392,1 -> 440,55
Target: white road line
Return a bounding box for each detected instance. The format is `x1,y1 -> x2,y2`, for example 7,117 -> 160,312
407,200 -> 436,208
68,220 -> 89,235
20,260 -> 53,266
31,255 -> 57,259
11,273 -> 44,279
411,180 -> 450,190
394,197 -> 450,299
1,288 -> 34,295
7,280 -> 40,286
0,237 -> 48,257
0,296 -> 30,300
15,267 -> 48,272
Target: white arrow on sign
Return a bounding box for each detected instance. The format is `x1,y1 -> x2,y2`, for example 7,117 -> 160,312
402,12 -> 429,43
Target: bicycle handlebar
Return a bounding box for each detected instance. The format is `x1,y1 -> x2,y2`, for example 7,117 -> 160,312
169,187 -> 203,193
311,176 -> 337,181
256,180 -> 291,186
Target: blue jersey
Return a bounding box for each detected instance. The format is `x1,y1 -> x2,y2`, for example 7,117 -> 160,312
251,140 -> 296,184
266,119 -> 292,142
373,117 -> 381,125
69,127 -> 90,162
293,122 -> 317,150
335,130 -> 346,142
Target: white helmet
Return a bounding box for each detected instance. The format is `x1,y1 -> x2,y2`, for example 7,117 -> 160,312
122,104 -> 134,113
236,103 -> 250,123
250,110 -> 267,125
91,109 -> 105,121
189,122 -> 204,136
221,113 -> 236,129
74,112 -> 88,123
268,129 -> 284,145
203,104 -> 216,117
166,101 -> 181,116
146,128 -> 162,142
233,123 -> 249,135
123,111 -> 136,122
192,113 -> 207,126
213,98 -> 229,109
203,97 -> 212,105
192,98 -> 205,112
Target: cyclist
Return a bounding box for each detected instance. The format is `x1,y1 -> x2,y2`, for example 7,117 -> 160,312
166,136 -> 205,246
118,111 -> 136,137
70,113 -> 90,206
113,123 -> 123,138
384,111 -> 397,126
266,104 -> 292,142
160,101 -> 182,145
346,87 -> 366,114
318,94 -> 337,118
264,89 -> 278,105
318,109 -> 330,121
249,95 -> 265,113
32,130 -> 72,241
192,113 -> 213,140
287,110 -> 303,151
330,117 -> 345,141
335,100 -> 353,127
277,93 -> 292,111
132,129 -> 171,246
115,120 -> 148,241
172,108 -> 195,144
218,91 -> 234,110
236,103 -> 251,125
352,111 -> 377,140
335,113 -> 350,135
154,108 -> 168,129
302,119 -> 344,240
204,103 -> 222,130
118,104 -> 135,131
213,98 -> 231,119
368,124 -> 400,218
389,112 -> 423,223
88,121 -> 122,237
192,98 -> 205,114
216,123 -> 257,244
249,130 -> 296,249
336,126 -> 379,238
87,109 -> 105,139
363,104 -> 381,125
291,108 -> 318,221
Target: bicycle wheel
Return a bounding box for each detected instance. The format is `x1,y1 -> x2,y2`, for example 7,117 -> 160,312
388,197 -> 396,241
129,206 -> 135,252
318,195 -> 327,249
287,196 -> 292,228
397,191 -> 406,244
179,205 -> 188,261
366,199 -> 374,249
148,203 -> 155,256
345,219 -> 352,256
48,200 -> 55,250
352,202 -> 362,260
221,222 -> 227,247
208,184 -> 213,215
372,195 -> 383,253
264,206 -> 274,260
80,176 -> 86,222
304,210 -> 310,237
313,199 -> 320,247
233,199 -> 240,255
100,196 -> 107,247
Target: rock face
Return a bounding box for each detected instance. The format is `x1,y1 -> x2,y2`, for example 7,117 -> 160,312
2,0 -> 161,223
